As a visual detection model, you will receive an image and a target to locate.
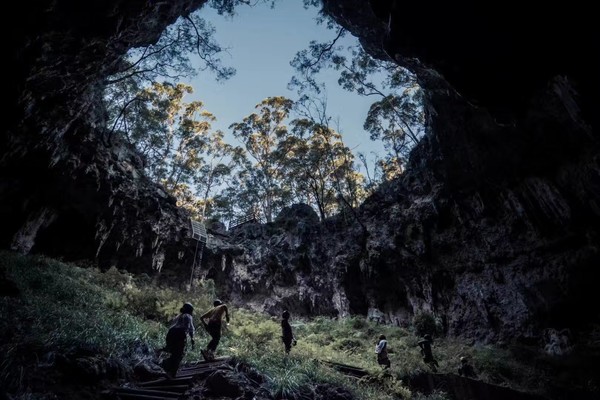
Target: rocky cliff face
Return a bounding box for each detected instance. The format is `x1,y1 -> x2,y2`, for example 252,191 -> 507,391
3,0 -> 599,343
200,1 -> 599,342
318,0 -> 600,342
3,0 -> 208,272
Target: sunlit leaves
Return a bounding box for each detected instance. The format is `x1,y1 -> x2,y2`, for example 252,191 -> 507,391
290,33 -> 426,187
107,13 -> 235,86
285,118 -> 361,220
229,97 -> 295,222
108,82 -> 244,220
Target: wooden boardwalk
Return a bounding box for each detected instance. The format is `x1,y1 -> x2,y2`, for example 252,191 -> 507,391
319,360 -> 370,378
108,357 -> 230,400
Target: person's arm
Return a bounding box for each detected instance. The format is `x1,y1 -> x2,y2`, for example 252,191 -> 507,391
188,315 -> 195,348
200,309 -> 212,327
188,315 -> 195,337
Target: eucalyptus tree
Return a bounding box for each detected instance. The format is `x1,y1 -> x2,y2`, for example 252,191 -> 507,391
289,15 -> 425,183
109,81 -> 243,219
125,82 -> 208,188
279,95 -> 367,222
195,131 -> 245,218
284,117 -> 359,220
229,96 -> 294,222
104,8 -> 236,146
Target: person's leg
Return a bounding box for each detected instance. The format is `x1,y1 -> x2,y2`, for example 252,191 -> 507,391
378,355 -> 390,369
283,338 -> 292,354
207,321 -> 222,353
164,329 -> 185,378
169,344 -> 185,377
427,359 -> 438,372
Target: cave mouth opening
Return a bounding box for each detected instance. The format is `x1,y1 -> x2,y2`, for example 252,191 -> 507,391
103,0 -> 426,226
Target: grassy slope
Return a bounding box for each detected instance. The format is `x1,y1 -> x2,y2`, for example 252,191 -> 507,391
1,251 -> 597,399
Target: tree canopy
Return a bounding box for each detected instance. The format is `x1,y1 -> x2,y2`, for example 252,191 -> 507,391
102,0 -> 426,227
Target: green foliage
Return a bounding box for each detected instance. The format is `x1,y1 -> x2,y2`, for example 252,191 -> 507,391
290,28 -> 426,186
103,7 -> 237,148
285,107 -> 367,220
362,370 -> 412,399
472,345 -> 542,391
2,251 -> 584,399
229,96 -> 295,222
412,390 -> 451,400
412,311 -> 441,337
0,252 -> 216,393
267,366 -> 304,399
106,81 -> 245,219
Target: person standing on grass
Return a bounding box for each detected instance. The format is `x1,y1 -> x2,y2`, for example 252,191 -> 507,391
162,302 -> 195,378
200,299 -> 230,360
281,310 -> 297,355
418,333 -> 439,372
375,334 -> 391,369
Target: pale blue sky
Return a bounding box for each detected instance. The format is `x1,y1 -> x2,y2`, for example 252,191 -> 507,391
185,1 -> 385,169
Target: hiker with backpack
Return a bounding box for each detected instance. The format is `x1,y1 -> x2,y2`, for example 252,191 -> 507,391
375,334 -> 391,369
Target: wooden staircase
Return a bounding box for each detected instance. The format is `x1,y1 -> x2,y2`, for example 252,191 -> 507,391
107,357 -> 230,400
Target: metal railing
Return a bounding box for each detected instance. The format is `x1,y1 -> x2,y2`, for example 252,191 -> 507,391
229,213 -> 262,230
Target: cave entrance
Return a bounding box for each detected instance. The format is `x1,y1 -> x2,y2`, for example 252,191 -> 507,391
104,0 -> 425,226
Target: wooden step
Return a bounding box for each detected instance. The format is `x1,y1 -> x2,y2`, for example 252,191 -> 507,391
114,387 -> 181,398
138,377 -> 193,387
181,356 -> 230,368
176,368 -> 221,376
140,385 -> 188,393
320,360 -> 370,378
115,394 -> 179,400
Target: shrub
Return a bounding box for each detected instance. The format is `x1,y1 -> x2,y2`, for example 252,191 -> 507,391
412,312 -> 441,337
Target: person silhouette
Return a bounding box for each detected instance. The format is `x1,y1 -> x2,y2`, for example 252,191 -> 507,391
199,299 -> 230,360
458,356 -> 477,378
281,310 -> 297,354
375,334 -> 391,369
417,334 -> 439,372
162,302 -> 195,378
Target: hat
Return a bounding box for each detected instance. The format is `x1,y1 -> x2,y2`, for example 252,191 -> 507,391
213,299 -> 222,307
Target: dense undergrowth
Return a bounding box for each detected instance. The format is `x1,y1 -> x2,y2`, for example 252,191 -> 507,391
1,251 -> 598,399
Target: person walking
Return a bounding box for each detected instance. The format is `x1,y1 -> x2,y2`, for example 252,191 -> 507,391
162,302 -> 195,378
200,299 -> 230,361
375,334 -> 391,369
281,310 -> 297,355
418,334 -> 439,372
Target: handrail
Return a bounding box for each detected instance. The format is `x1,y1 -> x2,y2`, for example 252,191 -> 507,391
229,213 -> 262,230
